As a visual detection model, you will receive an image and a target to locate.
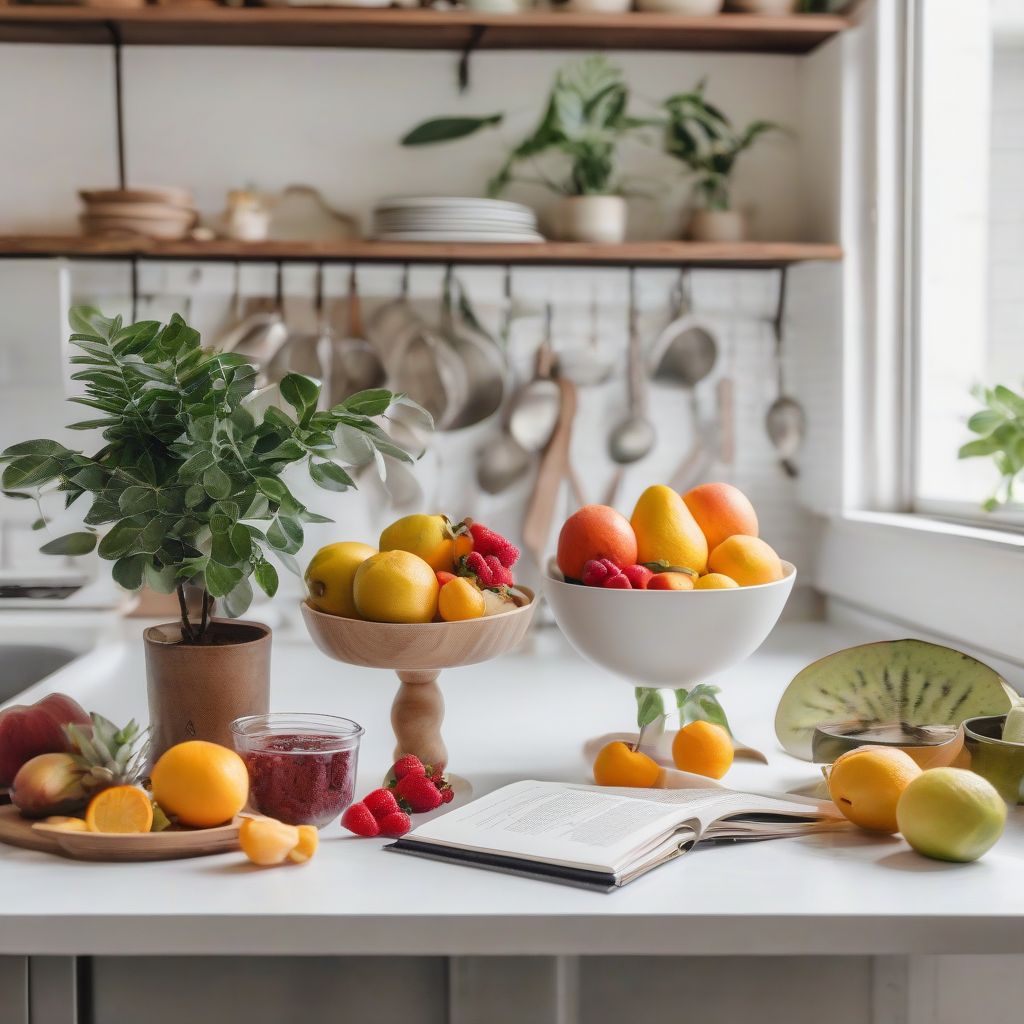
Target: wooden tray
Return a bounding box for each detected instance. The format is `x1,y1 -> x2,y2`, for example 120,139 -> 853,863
0,804 -> 241,862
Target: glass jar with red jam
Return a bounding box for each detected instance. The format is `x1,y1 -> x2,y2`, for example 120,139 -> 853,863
231,714 -> 363,828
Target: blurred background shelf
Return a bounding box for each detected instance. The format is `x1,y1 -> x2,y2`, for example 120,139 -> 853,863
0,236 -> 843,268
0,8 -> 851,53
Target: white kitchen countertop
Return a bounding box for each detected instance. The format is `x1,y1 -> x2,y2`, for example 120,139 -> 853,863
1,612 -> 1023,958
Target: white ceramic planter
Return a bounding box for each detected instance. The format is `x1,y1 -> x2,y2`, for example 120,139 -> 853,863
637,0 -> 722,13
687,208 -> 747,243
555,195 -> 627,244
562,0 -> 632,13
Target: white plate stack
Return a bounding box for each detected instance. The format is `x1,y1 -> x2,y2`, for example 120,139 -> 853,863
372,197 -> 544,243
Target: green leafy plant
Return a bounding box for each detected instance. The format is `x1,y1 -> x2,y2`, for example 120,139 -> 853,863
0,307 -> 426,642
959,384 -> 1024,510
660,79 -> 780,211
401,56 -> 642,197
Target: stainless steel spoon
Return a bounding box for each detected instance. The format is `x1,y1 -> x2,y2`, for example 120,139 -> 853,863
765,269 -> 806,477
605,270 -> 656,504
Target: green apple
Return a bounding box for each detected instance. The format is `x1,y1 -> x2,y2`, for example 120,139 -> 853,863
896,768 -> 1006,863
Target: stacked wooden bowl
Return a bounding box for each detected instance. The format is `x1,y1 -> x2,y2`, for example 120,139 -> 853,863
79,187 -> 197,240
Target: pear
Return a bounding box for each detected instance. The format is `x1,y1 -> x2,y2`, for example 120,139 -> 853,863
630,485 -> 708,575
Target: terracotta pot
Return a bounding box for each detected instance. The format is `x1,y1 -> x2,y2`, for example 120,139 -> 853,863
555,195 -> 627,243
144,619 -> 271,763
687,208 -> 747,242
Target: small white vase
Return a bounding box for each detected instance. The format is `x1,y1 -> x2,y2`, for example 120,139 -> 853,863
562,0 -> 632,12
556,195 -> 627,244
687,208 -> 747,242
636,0 -> 722,12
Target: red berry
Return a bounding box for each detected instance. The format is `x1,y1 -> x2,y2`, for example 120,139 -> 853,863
440,785 -> 455,804
428,764 -> 446,785
602,572 -> 632,590
621,564 -> 653,589
484,555 -> 514,588
469,523 -> 520,569
599,558 -> 620,573
341,802 -> 380,837
582,559 -> 612,587
394,773 -> 443,813
363,788 -> 401,821
391,754 -> 426,782
461,551 -> 495,588
378,811 -> 412,837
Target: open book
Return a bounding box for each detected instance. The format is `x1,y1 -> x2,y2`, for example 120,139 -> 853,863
388,780 -> 847,890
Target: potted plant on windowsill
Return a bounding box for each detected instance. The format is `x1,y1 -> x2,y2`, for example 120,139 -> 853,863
659,79 -> 781,243
0,307 -> 423,761
401,56 -> 642,244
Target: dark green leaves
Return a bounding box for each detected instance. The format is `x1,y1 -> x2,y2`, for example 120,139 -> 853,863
678,684 -> 732,736
635,687 -> 671,731
205,560 -> 243,599
267,516 -> 303,555
254,560 -> 279,598
280,374 -> 320,425
309,461 -> 354,492
202,464 -> 232,500
39,532 -> 97,556
401,114 -> 502,146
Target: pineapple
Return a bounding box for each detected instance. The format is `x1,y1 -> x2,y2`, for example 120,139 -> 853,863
63,714 -> 150,796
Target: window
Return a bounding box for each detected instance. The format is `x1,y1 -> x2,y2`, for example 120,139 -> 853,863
912,1 -> 1024,526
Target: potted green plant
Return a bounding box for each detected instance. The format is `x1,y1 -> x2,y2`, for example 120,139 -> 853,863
0,307 -> 422,760
959,383 -> 1024,510
659,79 -> 781,242
401,57 -> 641,244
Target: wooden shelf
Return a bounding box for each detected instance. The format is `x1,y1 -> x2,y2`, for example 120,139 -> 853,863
0,236 -> 842,268
0,7 -> 850,52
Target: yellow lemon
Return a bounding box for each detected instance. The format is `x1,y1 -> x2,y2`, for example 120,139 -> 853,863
379,514 -> 471,573
304,542 -> 377,618
694,573 -> 739,590
353,550 -> 439,624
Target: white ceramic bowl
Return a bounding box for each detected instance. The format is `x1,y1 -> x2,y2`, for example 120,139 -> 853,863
544,561 -> 796,687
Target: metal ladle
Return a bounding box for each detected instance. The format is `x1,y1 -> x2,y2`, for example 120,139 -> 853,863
605,269 -> 656,505
764,268 -> 806,477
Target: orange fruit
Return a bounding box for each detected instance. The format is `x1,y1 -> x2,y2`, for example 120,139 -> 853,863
556,505 -> 638,581
150,740 -> 249,828
85,786 -> 154,834
647,572 -> 695,591
42,816 -> 89,832
239,816 -> 300,866
707,535 -> 784,587
694,573 -> 739,590
288,825 -> 320,864
438,576 -> 485,622
672,721 -> 734,779
593,741 -> 661,788
436,570 -> 457,588
827,746 -> 922,833
353,550 -> 439,624
682,482 -> 759,554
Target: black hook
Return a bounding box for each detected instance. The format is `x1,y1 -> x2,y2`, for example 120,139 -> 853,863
457,25 -> 487,94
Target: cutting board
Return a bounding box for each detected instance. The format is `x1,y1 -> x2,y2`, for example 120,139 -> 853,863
0,804 -> 241,862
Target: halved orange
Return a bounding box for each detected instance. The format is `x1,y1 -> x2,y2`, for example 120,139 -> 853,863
85,786 -> 154,834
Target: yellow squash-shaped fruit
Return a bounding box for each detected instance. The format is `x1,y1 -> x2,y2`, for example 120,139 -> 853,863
304,541 -> 377,618
630,485 -> 708,576
379,514 -> 471,573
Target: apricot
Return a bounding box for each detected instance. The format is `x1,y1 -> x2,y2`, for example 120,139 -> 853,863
707,535 -> 784,587
648,572 -> 694,591
557,505 -> 637,581
672,721 -> 734,780
593,741 -> 661,788
827,746 -> 922,834
683,483 -> 759,554
239,816 -> 301,866
693,573 -> 739,590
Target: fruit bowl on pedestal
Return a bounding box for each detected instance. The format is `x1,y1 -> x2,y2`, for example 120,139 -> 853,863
300,590 -> 536,785
544,561 -> 796,765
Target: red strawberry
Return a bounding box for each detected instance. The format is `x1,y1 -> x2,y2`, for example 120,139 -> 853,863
439,784 -> 455,804
461,551 -> 496,588
363,787 -> 401,821
621,564 -> 653,589
603,572 -> 632,589
391,754 -> 426,782
378,810 -> 412,837
469,523 -> 520,569
582,559 -> 612,587
395,773 -> 443,813
341,802 -> 380,837
428,764 -> 446,785
484,555 -> 514,588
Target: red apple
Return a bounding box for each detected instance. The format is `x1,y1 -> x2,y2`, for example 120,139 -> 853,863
11,752 -> 88,818
0,693 -> 90,787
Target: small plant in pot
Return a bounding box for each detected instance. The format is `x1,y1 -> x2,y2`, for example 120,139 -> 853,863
0,307 -> 422,761
401,56 -> 642,243
659,79 -> 781,242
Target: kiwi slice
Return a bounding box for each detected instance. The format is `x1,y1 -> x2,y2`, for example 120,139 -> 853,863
775,639 -> 1013,760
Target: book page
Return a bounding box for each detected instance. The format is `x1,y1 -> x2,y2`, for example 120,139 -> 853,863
405,781 -> 751,873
